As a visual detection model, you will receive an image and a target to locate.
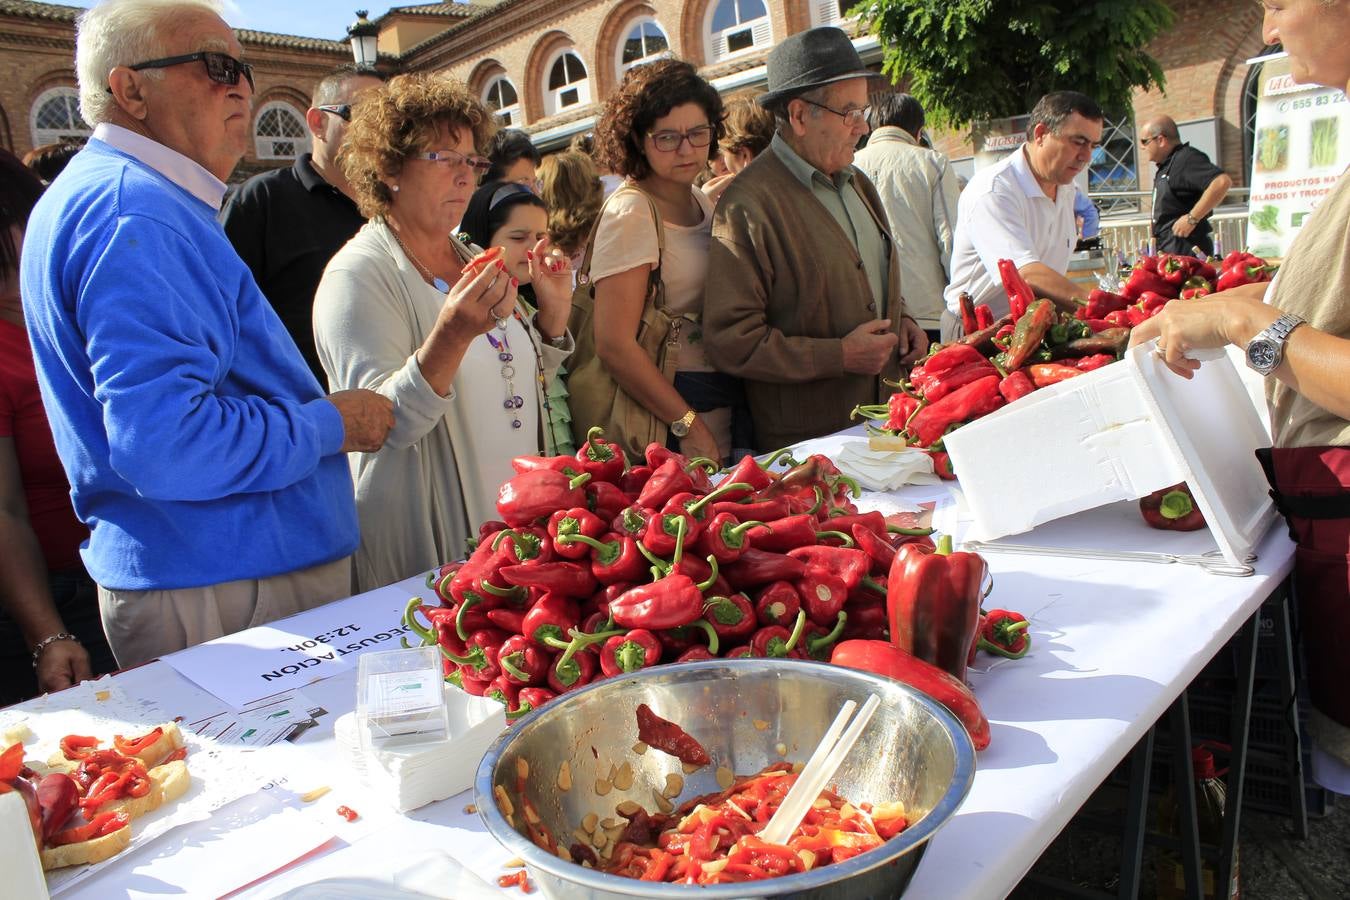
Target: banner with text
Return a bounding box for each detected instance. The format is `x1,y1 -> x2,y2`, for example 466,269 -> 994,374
1247,55 -> 1349,257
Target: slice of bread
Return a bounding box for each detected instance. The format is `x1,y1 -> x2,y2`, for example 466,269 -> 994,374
39,760 -> 190,871
40,821 -> 132,870
46,722 -> 184,773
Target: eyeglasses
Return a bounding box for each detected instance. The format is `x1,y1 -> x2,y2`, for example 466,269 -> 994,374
1055,132 -> 1104,151
489,182 -> 535,210
413,148 -> 493,178
128,51 -> 255,92
1139,135 -> 1158,147
316,104 -> 351,122
797,98 -> 871,128
647,125 -> 714,153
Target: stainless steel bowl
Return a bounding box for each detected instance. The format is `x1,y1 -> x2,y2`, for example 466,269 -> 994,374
474,658 -> 975,899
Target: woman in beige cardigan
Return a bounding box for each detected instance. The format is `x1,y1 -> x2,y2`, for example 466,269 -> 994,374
314,73 -> 574,592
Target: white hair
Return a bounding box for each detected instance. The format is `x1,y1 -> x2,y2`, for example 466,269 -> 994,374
77,0 -> 226,125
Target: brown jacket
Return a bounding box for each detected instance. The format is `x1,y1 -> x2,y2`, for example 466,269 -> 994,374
703,145 -> 906,451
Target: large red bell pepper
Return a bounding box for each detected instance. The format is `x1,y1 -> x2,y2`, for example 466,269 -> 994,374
575,426 -> 626,484
886,535 -> 986,682
831,639 -> 991,750
497,470 -> 590,527
998,259 -> 1037,320
1139,482 -> 1206,531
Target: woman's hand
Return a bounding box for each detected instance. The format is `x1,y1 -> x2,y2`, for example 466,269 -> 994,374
439,255 -> 517,336
35,639 -> 92,694
528,237 -> 572,340
679,416 -> 722,466
700,172 -> 736,204
1128,289 -> 1277,379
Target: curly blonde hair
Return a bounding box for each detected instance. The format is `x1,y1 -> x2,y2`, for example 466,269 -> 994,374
537,150 -> 603,256
341,71 -> 497,219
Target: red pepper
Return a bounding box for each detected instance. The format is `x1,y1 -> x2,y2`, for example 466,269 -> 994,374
1122,263 -> 1178,300
619,464 -> 652,496
801,611 -> 849,661
676,646 -> 716,663
611,504 -> 652,539
635,703 -> 711,766
637,458 -> 696,510
1179,276 -> 1213,300
967,612 -> 985,668
722,548 -> 806,589
1103,308 -> 1133,329
786,545 -> 869,592
1028,363 -> 1083,388
499,561 -> 598,599
843,598 -> 888,641
575,426 -> 626,484
486,674 -> 520,710
1139,482 -> 1206,531
748,514 -> 846,552
511,687 -> 556,720
48,810 -> 130,846
831,640 -> 991,750
336,804 -> 360,822
643,510 -> 698,557
883,392 -> 921,433
600,629 -> 662,676
709,496 -> 791,523
1081,288 -> 1130,319
36,772 -> 80,842
547,507 -> 606,560
908,375 -> 1004,447
610,572 -> 711,630
584,481 -> 629,523
520,593 -> 580,651
456,672 -> 491,695
887,534 -> 987,682
1075,353 -> 1114,372
958,291 -> 979,334
797,568 -> 848,626
750,610 -> 808,658
974,303 -> 995,330
980,609 -> 1031,659
485,607 -> 526,634
1216,261 -> 1275,292
920,359 -> 1000,403
1083,317 -> 1114,333
717,454 -> 775,499
659,619 -> 720,657
723,644 -> 755,659
1136,290 -> 1171,317
1004,298 -> 1054,370
851,523 -> 897,574
491,527 -> 554,567
556,531 -> 647,584
510,454 -> 584,477
59,735 -> 100,762
497,638 -> 551,688
497,869 -> 533,892
909,343 -> 988,395
1158,253 -> 1200,287
753,581 -> 801,628
497,469 -> 590,527
547,647 -> 598,693
997,369 -> 1036,403
998,258 -> 1036,320
703,593 -> 757,642
697,512 -> 764,564
643,443 -> 683,470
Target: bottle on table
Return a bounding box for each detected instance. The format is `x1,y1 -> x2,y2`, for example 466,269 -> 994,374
1156,743 -> 1241,900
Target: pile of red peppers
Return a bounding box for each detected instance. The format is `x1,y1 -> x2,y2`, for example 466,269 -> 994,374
853,252 -> 1277,457
403,429 -> 944,721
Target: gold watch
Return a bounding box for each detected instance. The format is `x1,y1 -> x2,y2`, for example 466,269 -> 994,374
670,409 -> 697,438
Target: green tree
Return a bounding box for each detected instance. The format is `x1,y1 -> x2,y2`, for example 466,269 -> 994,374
853,0 -> 1175,131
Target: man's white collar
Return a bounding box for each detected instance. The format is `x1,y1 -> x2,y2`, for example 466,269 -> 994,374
92,123 -> 228,209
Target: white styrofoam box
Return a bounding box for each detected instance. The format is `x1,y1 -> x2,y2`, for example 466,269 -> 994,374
0,791 -> 48,900
944,340 -> 1276,567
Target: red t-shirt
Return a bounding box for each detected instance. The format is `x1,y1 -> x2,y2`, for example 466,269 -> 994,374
0,318 -> 87,571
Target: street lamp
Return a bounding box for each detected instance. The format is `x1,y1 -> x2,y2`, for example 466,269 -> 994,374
347,10 -> 379,68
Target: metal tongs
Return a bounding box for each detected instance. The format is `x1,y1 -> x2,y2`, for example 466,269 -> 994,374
961,540 -> 1256,577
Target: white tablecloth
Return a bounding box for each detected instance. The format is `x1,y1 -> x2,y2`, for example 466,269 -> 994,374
13,451 -> 1294,899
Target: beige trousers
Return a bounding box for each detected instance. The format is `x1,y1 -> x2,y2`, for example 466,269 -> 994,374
98,556 -> 354,668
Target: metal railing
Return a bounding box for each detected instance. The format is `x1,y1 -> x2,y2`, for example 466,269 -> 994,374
1091,189 -> 1252,258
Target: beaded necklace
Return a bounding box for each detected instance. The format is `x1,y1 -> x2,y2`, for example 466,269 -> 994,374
485,309 -> 530,430
389,225 -> 450,293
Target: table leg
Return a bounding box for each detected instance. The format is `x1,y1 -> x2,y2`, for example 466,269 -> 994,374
1269,583 -> 1309,839
1116,728 -> 1155,900
1217,609 -> 1260,894
1169,694 -> 1203,899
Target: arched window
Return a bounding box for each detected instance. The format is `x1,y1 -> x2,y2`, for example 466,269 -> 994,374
618,17 -> 670,74
544,50 -> 589,116
707,0 -> 771,63
484,76 -> 521,127
253,102 -> 307,160
31,86 -> 91,147
810,0 -> 855,28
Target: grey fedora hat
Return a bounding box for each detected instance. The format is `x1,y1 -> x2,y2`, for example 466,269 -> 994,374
757,27 -> 882,108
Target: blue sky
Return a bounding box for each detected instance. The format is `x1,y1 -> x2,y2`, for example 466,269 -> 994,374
52,3 -> 442,41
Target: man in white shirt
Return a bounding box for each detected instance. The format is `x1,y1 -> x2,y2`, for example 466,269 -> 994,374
942,92 -> 1105,340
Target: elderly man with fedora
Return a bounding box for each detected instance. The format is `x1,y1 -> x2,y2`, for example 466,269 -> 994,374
21,0 -> 394,667
703,27 -> 928,452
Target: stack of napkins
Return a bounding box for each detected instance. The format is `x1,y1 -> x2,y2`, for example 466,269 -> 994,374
833,440 -> 938,492
335,685 -> 506,812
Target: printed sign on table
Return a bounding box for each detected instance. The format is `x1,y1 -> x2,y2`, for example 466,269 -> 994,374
160,575 -> 426,709
1246,53 -> 1349,257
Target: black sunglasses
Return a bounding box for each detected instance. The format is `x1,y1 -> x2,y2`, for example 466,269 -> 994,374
316,104 -> 351,122
128,51 -> 255,91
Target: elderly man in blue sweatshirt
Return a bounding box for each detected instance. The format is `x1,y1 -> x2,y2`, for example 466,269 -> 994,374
20,0 -> 395,668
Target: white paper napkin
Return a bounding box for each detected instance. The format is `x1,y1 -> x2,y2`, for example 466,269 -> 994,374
834,440 -> 939,492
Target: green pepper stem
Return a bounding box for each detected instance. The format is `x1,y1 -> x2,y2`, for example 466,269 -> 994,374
982,571 -> 995,600
851,404 -> 890,422
936,533 -> 954,556
615,640 -> 647,673
813,529 -> 855,548
636,539 -> 667,570
807,611 -> 848,654
403,597 -> 435,645
688,618 -> 720,656
783,609 -> 809,652
556,533 -> 608,553
687,482 -> 753,515
568,472 -> 593,490
832,474 -> 862,498
727,519 -> 765,540
439,642 -> 487,670
491,528 -> 524,551
455,592 -> 483,641
499,653 -> 530,682
670,515 -> 688,569
758,447 -> 797,469
685,457 -> 720,474
424,569 -> 439,590
696,554 -> 720,592
888,525 -> 935,536
555,625 -> 624,670
805,484 -> 827,516
1159,489 -> 1195,520
479,579 -> 520,599
860,576 -> 886,596
586,426 -> 606,444
978,635 -> 1030,660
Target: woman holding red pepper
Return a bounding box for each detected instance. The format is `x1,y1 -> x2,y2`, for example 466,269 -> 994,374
1130,0 -> 1350,794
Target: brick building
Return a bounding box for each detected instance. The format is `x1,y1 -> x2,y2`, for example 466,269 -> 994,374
0,0 -> 1279,201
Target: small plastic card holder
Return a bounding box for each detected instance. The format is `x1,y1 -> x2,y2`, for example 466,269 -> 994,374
356,646 -> 449,751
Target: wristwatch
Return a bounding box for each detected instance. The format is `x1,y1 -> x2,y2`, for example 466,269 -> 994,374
670,409 -> 697,438
1245,312 -> 1305,376
1185,213 -> 1200,226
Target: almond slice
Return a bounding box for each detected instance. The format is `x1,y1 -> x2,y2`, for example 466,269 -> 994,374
662,773 -> 683,799
715,766 -> 734,789
613,761 -> 635,791
581,812 -> 599,833
557,760 -> 572,792
298,786 -> 332,803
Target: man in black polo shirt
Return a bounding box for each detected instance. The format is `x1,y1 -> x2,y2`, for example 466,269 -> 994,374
221,65 -> 384,383
1140,115 -> 1233,256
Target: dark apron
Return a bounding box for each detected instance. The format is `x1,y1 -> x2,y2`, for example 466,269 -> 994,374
1256,446 -> 1350,729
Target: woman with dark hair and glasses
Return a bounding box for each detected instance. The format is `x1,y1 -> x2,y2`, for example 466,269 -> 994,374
459,180 -> 577,455
313,73 -> 574,592
584,58 -> 750,464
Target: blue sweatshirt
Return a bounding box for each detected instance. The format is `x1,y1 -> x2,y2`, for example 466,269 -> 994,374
21,139 -> 358,591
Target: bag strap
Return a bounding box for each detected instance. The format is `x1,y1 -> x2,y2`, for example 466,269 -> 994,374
574,184 -> 668,311
1255,447 -> 1350,521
